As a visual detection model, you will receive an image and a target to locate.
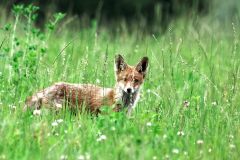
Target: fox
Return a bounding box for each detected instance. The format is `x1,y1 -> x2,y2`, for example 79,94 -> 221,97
24,54 -> 149,116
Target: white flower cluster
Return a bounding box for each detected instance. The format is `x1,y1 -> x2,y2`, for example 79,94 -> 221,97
51,119 -> 64,127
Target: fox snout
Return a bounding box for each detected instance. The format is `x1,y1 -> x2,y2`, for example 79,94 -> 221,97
124,82 -> 134,94
126,88 -> 132,94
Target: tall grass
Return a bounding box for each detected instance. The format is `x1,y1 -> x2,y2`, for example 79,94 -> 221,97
0,4 -> 239,160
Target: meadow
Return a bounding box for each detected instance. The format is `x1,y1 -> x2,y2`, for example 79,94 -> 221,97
0,5 -> 239,160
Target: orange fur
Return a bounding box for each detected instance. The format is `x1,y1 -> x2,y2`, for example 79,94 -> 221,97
24,54 -> 149,115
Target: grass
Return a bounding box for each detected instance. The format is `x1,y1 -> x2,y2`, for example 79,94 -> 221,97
0,5 -> 240,160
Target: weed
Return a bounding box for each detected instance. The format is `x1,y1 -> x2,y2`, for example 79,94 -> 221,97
0,4 -> 239,160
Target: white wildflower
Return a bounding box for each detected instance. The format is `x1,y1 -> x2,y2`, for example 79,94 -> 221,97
60,155 -> 67,160
153,156 -> 157,160
183,100 -> 190,107
85,153 -> 90,160
97,134 -> 107,142
33,109 -> 41,116
165,154 -> 169,159
177,131 -> 185,136
51,121 -> 58,127
111,126 -> 116,131
52,119 -> 64,127
9,105 -> 16,110
56,119 -> 63,123
78,155 -> 85,160
100,135 -> 107,140
163,134 -> 167,139
0,154 -> 6,160
183,151 -> 188,155
96,79 -> 101,84
147,89 -> 151,93
229,144 -> 236,149
196,139 -> 204,145
229,134 -> 234,139
146,122 -> 152,127
172,148 -> 179,154
211,101 -> 217,106
208,148 -> 212,153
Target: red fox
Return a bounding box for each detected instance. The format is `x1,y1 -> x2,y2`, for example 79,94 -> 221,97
24,54 -> 149,116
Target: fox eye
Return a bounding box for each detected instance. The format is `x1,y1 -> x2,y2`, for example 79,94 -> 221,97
124,78 -> 127,81
134,79 -> 139,83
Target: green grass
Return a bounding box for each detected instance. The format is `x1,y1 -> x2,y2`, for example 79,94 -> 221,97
0,5 -> 240,160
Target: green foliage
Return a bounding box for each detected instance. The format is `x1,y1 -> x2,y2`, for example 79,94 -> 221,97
12,4 -> 24,15
0,4 -> 240,160
1,4 -> 65,100
46,13 -> 65,31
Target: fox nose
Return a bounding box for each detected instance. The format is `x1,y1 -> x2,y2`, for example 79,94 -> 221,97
127,88 -> 132,94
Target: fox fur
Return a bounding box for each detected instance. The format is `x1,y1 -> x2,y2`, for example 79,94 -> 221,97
24,54 -> 149,116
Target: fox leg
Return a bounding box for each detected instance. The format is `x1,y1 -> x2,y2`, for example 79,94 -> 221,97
126,106 -> 133,116
113,104 -> 122,112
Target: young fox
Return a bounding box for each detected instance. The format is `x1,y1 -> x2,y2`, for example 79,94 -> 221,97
24,54 -> 149,115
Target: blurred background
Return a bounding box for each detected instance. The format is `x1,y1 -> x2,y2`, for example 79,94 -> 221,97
0,0 -> 239,32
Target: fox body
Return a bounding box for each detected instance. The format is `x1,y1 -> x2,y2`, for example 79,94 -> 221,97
24,55 -> 149,115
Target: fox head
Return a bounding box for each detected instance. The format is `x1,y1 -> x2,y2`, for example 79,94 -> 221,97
115,54 -> 149,95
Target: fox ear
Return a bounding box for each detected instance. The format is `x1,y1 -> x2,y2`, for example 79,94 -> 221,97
115,54 -> 127,73
136,57 -> 149,77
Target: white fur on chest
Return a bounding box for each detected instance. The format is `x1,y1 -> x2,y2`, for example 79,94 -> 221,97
115,86 -> 140,109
